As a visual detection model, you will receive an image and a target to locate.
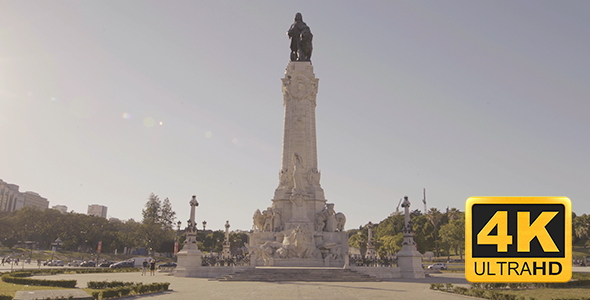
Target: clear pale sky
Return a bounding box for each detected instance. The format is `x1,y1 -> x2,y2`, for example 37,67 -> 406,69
1,1 -> 589,231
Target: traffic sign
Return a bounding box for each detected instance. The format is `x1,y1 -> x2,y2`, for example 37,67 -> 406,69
466,197 -> 571,282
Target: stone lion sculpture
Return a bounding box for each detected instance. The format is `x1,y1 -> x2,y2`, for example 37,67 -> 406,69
335,212 -> 346,232
253,209 -> 264,232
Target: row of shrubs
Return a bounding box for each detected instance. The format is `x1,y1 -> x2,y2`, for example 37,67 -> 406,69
5,271 -> 32,278
89,282 -> 170,300
87,280 -> 135,289
470,281 -> 590,290
432,283 -> 537,300
0,295 -> 13,300
1,272 -> 76,288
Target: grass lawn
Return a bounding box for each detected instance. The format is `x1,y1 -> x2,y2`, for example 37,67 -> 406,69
0,281 -> 149,299
0,280 -> 68,297
573,246 -> 590,262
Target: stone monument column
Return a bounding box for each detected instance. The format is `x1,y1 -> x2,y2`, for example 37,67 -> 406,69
365,222 -> 377,262
396,196 -> 425,278
221,221 -> 232,260
273,61 -> 326,231
175,195 -> 203,277
248,14 -> 348,268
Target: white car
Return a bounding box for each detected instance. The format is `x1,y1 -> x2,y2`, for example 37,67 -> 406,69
48,260 -> 64,266
428,263 -> 447,270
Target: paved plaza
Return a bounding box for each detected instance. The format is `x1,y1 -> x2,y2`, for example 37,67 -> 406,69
30,271 -> 468,300
2,265 -> 588,300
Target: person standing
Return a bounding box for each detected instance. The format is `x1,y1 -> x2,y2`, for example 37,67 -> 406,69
149,258 -> 156,276
141,259 -> 148,276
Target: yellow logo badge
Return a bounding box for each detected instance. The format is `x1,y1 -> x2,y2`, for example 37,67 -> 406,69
466,197 -> 571,282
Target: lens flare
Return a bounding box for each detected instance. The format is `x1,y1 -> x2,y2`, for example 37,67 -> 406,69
205,131 -> 212,138
143,117 -> 155,128
122,113 -> 131,119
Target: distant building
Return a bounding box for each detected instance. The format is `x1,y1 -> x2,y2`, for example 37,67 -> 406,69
23,191 -> 49,210
87,204 -> 108,218
51,205 -> 68,214
0,179 -> 49,212
0,179 -> 24,212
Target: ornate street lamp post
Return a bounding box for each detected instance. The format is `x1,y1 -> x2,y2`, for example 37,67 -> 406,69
175,221 -> 181,256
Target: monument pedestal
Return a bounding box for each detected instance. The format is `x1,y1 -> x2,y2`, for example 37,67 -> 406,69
397,244 -> 425,278
174,243 -> 203,277
396,229 -> 425,278
221,243 -> 231,260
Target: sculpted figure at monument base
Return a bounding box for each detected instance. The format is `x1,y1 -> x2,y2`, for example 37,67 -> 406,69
248,217 -> 348,267
248,199 -> 348,267
315,203 -> 346,232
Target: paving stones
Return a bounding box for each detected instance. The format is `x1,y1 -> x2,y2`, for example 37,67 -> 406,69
218,267 -> 380,282
14,289 -> 92,300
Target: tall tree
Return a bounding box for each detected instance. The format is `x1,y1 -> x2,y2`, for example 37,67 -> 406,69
160,198 -> 176,231
142,193 -> 162,225
141,193 -> 177,255
440,216 -> 465,259
427,208 -> 443,257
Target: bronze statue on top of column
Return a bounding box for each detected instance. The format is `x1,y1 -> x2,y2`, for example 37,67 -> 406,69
287,12 -> 313,62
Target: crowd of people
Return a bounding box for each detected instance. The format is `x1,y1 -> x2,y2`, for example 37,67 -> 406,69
1,256 -> 20,266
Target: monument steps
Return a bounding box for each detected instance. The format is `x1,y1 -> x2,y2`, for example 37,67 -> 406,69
216,267 -> 380,282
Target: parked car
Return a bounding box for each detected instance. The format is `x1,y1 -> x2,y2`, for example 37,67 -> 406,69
80,261 -> 96,267
98,261 -> 115,268
109,261 -> 135,269
428,263 -> 447,270
48,260 -> 64,266
43,260 -> 53,266
447,259 -> 464,263
68,260 -> 82,267
157,262 -> 177,269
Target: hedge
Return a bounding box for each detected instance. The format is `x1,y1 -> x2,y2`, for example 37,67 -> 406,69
1,272 -> 77,288
87,281 -> 135,289
87,281 -> 170,300
6,271 -> 32,278
0,295 -> 13,300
